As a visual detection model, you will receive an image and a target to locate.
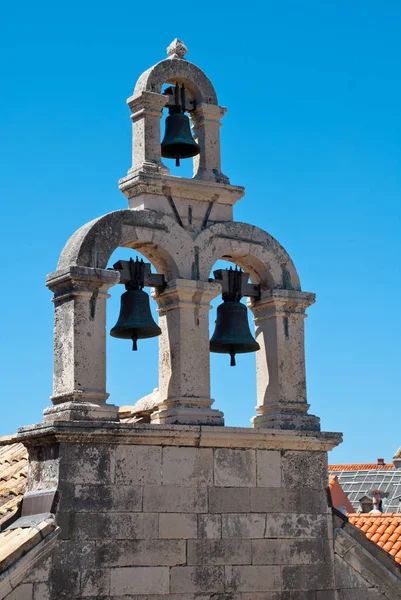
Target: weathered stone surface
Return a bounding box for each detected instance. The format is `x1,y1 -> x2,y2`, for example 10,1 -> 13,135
162,447 -> 213,486
33,583 -> 50,600
281,450 -> 328,489
252,538 -> 331,565
71,484 -> 142,512
214,449 -> 256,487
256,450 -> 281,487
96,539 -> 186,567
225,565 -> 281,592
114,445 -> 162,485
209,487 -> 251,513
53,541 -> 96,570
222,514 -> 266,538
143,485 -> 208,512
198,514 -> 222,539
187,539 -> 251,565
159,513 -> 197,539
264,513 -> 329,538
71,512 -> 158,540
5,584 -> 33,600
250,487 -> 328,514
60,443 -> 113,484
80,568 -> 110,597
282,564 -> 334,591
170,566 -> 224,593
110,566 -> 169,595
24,557 -> 52,582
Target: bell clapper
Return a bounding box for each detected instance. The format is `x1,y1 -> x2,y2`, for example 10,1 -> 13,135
176,158 -> 180,167
132,336 -> 138,351
230,352 -> 236,367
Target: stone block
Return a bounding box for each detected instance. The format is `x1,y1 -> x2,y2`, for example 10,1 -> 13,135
214,449 -> 256,487
96,539 -> 186,567
143,485 -> 208,512
209,488 -> 251,513
49,568 -> 80,598
242,594 -> 316,600
162,447 -> 213,486
225,565 -> 281,592
60,443 -> 113,484
80,568 -> 110,596
316,592 -> 337,600
52,541 -> 96,570
114,445 -> 162,485
282,564 -> 334,591
187,539 -> 251,565
250,487 -> 328,514
110,566 -> 170,595
198,514 -> 222,539
33,583 -> 50,600
70,484 -> 142,512
222,514 -> 266,538
281,450 -> 328,490
252,538 -> 330,565
256,450 -> 281,487
170,566 -> 225,593
264,513 -> 329,538
334,554 -> 370,589
159,513 -> 197,539
24,557 -> 52,582
338,591 -> 383,599
5,584 -> 33,600
71,512 -> 158,539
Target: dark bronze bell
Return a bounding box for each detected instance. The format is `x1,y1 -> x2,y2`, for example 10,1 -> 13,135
161,83 -> 200,166
210,301 -> 260,366
110,289 -> 161,351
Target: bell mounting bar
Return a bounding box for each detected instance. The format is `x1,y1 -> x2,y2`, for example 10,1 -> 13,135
112,258 -> 166,290
211,268 -> 261,300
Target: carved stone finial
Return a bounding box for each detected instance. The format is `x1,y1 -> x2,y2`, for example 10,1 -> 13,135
167,38 -> 187,59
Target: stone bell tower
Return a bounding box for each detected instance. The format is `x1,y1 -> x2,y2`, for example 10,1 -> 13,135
14,40 -> 348,600
43,38 -> 324,431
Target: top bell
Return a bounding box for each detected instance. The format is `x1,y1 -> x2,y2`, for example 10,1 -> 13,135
161,84 -> 200,167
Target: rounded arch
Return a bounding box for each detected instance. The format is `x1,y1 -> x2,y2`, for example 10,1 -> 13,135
133,58 -> 218,105
195,222 -> 301,291
57,209 -> 195,281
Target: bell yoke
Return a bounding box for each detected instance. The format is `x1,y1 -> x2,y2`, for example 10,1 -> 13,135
46,38 -> 319,430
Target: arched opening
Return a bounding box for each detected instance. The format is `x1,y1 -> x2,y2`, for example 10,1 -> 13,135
106,247 -> 161,411
209,258 -> 258,427
160,83 -> 198,179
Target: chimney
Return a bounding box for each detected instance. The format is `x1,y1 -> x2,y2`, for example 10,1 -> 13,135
377,458 -> 385,466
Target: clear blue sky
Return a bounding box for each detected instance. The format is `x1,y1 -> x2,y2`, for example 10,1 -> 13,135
1,0 -> 400,464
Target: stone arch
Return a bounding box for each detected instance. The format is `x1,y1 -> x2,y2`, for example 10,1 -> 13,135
133,58 -> 218,105
195,222 -> 301,291
57,209 -> 195,281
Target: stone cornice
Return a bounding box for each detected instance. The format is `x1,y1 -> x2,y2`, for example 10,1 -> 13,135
119,170 -> 245,206
17,421 -> 342,452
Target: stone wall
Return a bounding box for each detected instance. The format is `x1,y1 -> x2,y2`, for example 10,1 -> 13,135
8,424 -> 401,600
14,424 -> 337,599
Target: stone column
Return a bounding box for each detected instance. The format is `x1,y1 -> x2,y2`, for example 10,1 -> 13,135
249,289 -> 320,431
151,279 -> 224,425
44,266 -> 120,422
192,103 -> 229,183
128,91 -> 169,176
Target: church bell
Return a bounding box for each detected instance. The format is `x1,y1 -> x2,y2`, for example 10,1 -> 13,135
161,84 -> 200,167
110,258 -> 162,351
210,268 -> 260,366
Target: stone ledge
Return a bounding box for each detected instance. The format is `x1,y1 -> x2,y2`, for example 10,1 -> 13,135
17,421 -> 342,451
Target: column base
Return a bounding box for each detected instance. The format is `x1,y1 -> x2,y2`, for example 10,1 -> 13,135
151,397 -> 224,426
43,401 -> 119,422
252,402 -> 321,431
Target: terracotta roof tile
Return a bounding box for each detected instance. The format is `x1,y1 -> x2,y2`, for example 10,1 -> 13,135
0,440 -> 28,520
349,513 -> 401,564
0,519 -> 56,574
329,464 -> 394,471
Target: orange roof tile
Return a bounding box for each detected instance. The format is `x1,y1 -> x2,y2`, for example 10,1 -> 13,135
0,437 -> 28,522
329,475 -> 354,514
329,464 -> 394,471
349,514 -> 401,564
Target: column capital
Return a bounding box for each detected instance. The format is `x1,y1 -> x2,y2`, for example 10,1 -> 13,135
127,91 -> 168,119
154,279 -> 222,313
46,266 -> 120,298
191,103 -> 227,127
250,289 -> 315,319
